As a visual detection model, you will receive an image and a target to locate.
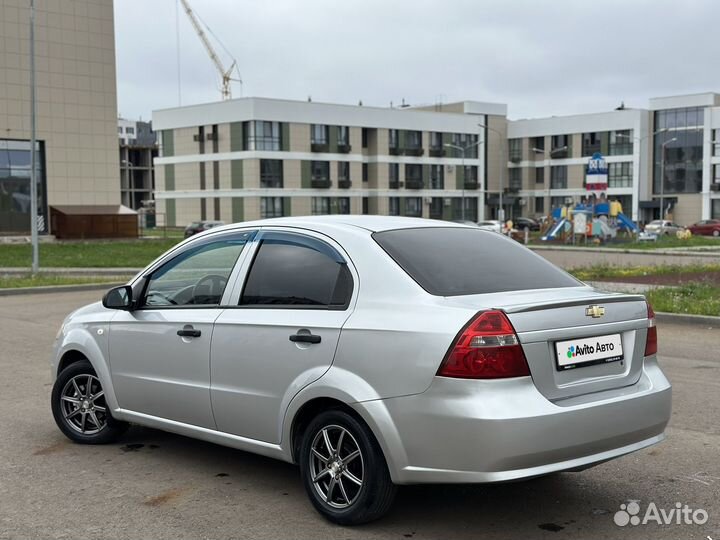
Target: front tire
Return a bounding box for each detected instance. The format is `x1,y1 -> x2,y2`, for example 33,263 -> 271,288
51,360 -> 127,444
299,410 -> 397,525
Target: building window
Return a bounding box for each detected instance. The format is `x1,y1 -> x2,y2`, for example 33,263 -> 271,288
451,133 -> 479,158
311,161 -> 330,181
463,165 -> 478,187
550,196 -> 566,209
532,136 -> 545,152
535,167 -> 544,184
311,124 -> 328,145
337,126 -> 349,147
405,197 -> 422,217
362,128 -> 368,148
260,197 -> 284,218
362,163 -> 368,183
362,197 -> 369,214
712,199 -> 720,219
389,163 -> 399,188
508,138 -> 522,162
452,198 -> 477,221
260,159 -> 283,188
405,164 -> 423,188
535,196 -> 544,214
118,126 -> 123,134
337,197 -> 350,215
405,130 -> 422,149
429,197 -> 443,219
0,139 -> 48,234
608,162 -> 632,188
311,197 -> 331,215
389,197 -> 400,216
338,161 -> 350,182
550,165 -> 567,189
714,130 -> 720,157
389,129 -> 399,152
609,130 -> 633,155
247,121 -> 281,151
653,112 -> 704,194
508,168 -> 522,191
429,165 -> 444,189
582,132 -> 601,156
430,132 -> 443,150
551,134 -> 570,157
713,164 -> 720,184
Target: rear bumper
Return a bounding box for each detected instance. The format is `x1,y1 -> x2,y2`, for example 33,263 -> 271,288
364,357 -> 671,484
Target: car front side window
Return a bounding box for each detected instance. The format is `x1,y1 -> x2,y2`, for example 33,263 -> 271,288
142,232 -> 253,308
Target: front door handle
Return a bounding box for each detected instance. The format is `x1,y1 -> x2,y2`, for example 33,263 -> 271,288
289,333 -> 321,344
177,325 -> 201,338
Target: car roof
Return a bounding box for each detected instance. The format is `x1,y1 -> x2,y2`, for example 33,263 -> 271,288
207,215 -> 468,235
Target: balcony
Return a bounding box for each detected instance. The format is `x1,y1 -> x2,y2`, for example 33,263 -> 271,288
311,142 -> 329,153
582,143 -> 601,156
310,178 -> 331,188
509,150 -> 522,163
711,184 -> 720,192
464,181 -> 479,190
338,179 -> 352,189
389,180 -> 403,189
403,147 -> 424,157
405,179 -> 424,190
337,143 -> 352,154
389,146 -> 401,156
550,147 -> 569,159
429,147 -> 445,157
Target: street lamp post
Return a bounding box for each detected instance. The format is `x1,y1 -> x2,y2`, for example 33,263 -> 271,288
29,0 -> 39,274
445,139 -> 483,221
477,122 -> 505,222
532,145 -> 567,220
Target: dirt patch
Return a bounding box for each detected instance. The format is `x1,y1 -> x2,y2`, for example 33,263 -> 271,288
32,441 -> 67,456
593,271 -> 720,286
143,487 -> 186,507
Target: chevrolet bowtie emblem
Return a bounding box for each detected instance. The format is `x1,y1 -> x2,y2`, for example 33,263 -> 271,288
585,305 -> 605,318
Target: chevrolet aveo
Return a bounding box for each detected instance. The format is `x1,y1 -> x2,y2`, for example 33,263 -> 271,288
50,216 -> 671,524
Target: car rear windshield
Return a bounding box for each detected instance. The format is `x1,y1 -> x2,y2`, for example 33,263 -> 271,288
373,227 -> 580,296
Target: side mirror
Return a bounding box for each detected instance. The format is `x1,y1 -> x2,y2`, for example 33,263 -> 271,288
102,285 -> 134,310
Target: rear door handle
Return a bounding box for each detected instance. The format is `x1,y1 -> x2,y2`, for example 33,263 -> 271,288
177,325 -> 201,338
289,333 -> 321,344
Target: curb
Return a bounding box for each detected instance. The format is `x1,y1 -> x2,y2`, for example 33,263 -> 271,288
530,245 -> 720,257
655,311 -> 720,327
0,282 -> 122,297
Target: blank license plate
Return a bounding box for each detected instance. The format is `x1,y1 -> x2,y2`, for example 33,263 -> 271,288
555,333 -> 623,371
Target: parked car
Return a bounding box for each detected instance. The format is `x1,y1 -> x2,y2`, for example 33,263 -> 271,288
50,216 -> 670,525
451,220 -> 480,227
476,219 -> 504,233
643,220 -> 683,236
514,216 -> 541,231
184,220 -> 225,238
688,219 -> 720,237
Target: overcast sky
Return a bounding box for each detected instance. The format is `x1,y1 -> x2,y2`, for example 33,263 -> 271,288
114,0 -> 719,121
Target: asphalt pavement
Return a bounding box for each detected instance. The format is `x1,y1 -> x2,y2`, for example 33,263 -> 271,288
0,290 -> 718,540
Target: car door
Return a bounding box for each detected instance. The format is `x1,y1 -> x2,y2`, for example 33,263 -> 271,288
108,230 -> 254,429
210,230 -> 356,443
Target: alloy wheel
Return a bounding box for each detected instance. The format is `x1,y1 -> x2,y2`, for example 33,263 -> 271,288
59,374 -> 108,435
309,424 -> 365,509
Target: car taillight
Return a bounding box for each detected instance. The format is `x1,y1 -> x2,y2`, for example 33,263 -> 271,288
645,302 -> 658,356
437,310 -> 530,379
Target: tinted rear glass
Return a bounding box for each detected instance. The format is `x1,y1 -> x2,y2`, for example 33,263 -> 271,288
373,227 -> 579,296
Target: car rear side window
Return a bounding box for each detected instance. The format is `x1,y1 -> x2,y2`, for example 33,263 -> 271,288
240,232 -> 353,308
373,227 -> 579,296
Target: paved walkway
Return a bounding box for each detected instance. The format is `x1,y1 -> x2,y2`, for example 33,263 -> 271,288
532,247 -> 720,268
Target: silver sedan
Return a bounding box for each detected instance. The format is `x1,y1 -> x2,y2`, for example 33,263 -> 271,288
50,216 -> 671,525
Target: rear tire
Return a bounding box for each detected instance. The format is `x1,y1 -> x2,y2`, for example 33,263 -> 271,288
51,360 -> 128,444
713,230 -> 719,237
299,409 -> 397,525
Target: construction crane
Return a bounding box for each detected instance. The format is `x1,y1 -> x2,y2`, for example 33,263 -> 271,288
179,0 -> 241,100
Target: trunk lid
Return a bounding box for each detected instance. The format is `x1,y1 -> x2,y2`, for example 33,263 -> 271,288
440,286 -> 650,402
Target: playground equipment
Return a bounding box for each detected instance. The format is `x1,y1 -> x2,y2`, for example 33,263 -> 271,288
541,202 -> 639,241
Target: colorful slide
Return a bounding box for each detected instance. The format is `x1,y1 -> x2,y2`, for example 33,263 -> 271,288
616,213 -> 639,232
542,218 -> 568,241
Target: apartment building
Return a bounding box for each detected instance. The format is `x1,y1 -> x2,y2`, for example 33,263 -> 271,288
0,0 -> 120,235
152,98 -> 507,227
118,118 -> 158,210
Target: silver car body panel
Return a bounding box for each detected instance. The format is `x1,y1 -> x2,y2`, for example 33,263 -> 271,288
51,215 -> 671,485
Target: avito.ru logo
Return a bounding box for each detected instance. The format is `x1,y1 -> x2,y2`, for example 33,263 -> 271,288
614,500 -> 709,527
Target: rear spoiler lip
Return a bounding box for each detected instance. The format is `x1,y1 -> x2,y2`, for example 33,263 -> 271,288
500,294 -> 647,314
